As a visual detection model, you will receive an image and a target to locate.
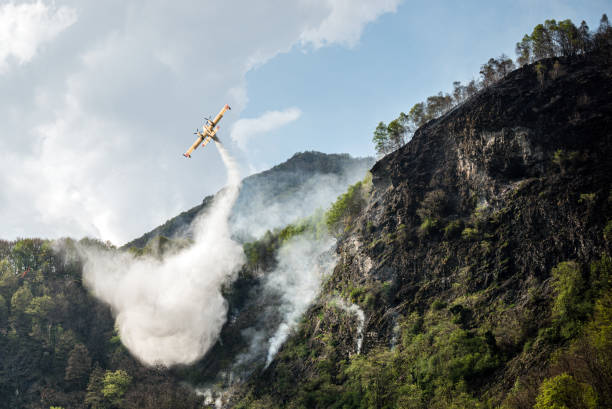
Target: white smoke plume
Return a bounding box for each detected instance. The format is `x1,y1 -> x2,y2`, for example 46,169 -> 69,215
332,297 -> 365,354
230,159 -> 373,241
194,233 -> 336,405
264,234 -> 337,365
79,144 -> 245,366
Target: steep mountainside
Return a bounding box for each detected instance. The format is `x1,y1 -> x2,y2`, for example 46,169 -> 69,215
124,151 -> 374,248
233,53 -> 612,407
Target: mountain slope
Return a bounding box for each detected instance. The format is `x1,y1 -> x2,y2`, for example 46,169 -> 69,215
233,53 -> 612,408
123,151 -> 374,248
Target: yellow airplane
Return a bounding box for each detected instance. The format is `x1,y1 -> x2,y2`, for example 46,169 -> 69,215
183,104 -> 231,158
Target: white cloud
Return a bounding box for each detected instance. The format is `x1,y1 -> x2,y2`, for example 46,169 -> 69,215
230,107 -> 302,150
300,0 -> 401,49
0,1 -> 77,72
0,0 -> 396,244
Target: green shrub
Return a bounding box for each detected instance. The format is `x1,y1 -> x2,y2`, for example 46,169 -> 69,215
604,220 -> 612,242
325,180 -> 367,234
416,190 -> 448,220
349,286 -> 366,303
419,217 -> 439,237
444,219 -> 463,239
552,149 -> 581,173
551,261 -> 591,338
579,193 -> 596,204
461,227 -> 479,240
432,299 -> 447,310
535,62 -> 547,86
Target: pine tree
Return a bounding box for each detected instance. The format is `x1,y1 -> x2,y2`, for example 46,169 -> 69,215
387,119 -> 406,150
372,122 -> 391,156
516,34 -> 532,66
65,343 -> 92,387
496,54 -> 515,78
578,21 -> 591,54
85,364 -> 106,409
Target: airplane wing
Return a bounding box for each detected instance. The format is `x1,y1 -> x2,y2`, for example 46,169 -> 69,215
210,104 -> 231,127
183,134 -> 205,158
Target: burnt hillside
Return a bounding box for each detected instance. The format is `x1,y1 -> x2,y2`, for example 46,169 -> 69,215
234,52 -> 612,408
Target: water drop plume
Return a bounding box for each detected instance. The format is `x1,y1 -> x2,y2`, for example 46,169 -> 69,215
79,144 -> 245,366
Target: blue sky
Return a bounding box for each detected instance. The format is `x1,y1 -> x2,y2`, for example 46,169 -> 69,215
0,0 -> 609,243
239,0 -> 610,168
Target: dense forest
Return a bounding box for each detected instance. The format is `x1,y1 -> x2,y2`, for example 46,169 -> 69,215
0,238 -> 206,408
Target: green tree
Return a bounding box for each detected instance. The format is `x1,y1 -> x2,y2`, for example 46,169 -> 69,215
531,22 -> 556,59
465,79 -> 479,98
426,92 -> 453,118
452,81 -> 466,105
535,62 -> 547,87
516,34 -> 533,66
496,54 -> 516,77
598,13 -> 610,35
325,180 -> 367,234
551,261 -> 591,338
594,13 -> 612,50
408,102 -> 427,128
10,284 -> 33,334
578,21 -> 591,54
534,373 -> 596,409
480,58 -> 498,87
373,121 -> 391,156
0,294 -> 7,329
85,365 -> 106,409
26,294 -> 55,342
387,118 -> 407,150
102,370 -> 132,408
0,259 -> 18,301
556,19 -> 580,56
65,343 -> 92,387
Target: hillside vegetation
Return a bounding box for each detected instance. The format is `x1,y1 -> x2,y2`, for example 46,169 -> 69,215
231,21 -> 612,409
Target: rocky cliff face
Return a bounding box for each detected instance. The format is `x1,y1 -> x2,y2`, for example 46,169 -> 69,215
234,53 -> 612,407
351,52 -> 610,319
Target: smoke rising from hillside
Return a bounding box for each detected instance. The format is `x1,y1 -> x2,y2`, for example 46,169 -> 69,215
264,235 -> 337,365
79,145 -> 244,366
230,157 -> 373,241
333,297 -> 365,354
196,233 -> 336,405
